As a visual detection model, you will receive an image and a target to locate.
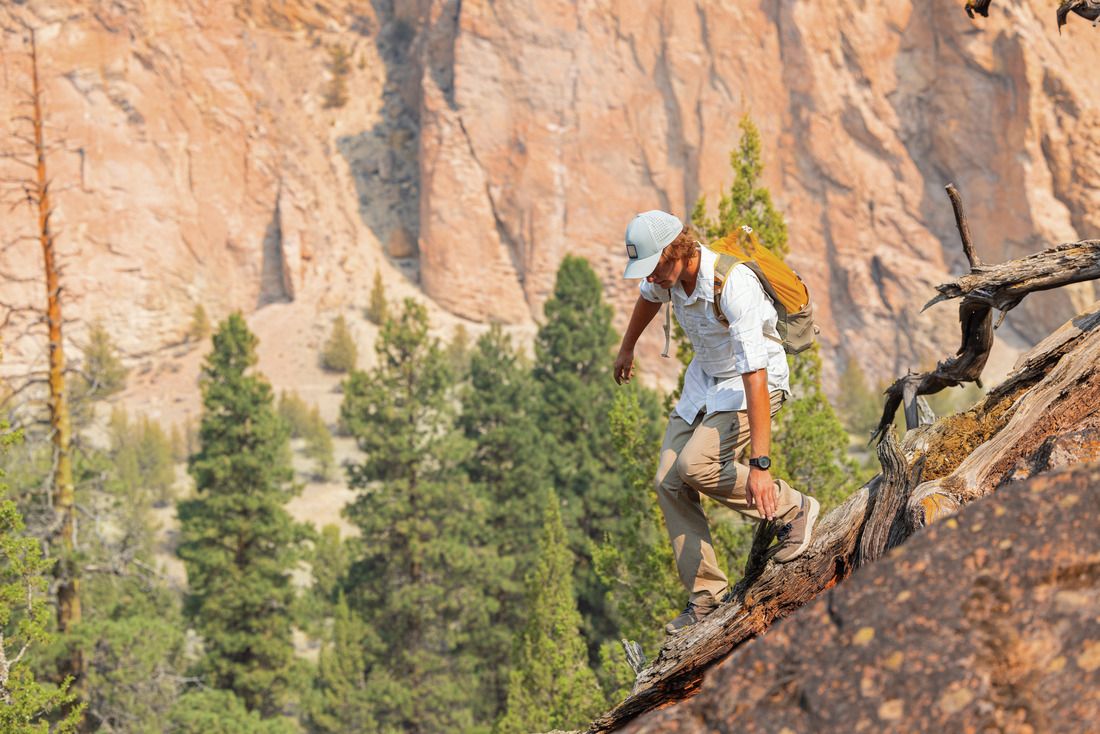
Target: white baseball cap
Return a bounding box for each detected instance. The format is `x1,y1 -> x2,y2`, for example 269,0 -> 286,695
623,210 -> 683,278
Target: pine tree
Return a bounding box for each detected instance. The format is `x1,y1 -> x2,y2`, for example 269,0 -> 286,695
302,405 -> 334,481
303,593 -> 377,733
534,255 -> 625,643
177,313 -> 308,718
457,325 -> 549,719
365,270 -> 388,325
188,304 -> 212,343
692,114 -> 788,257
0,423 -> 82,734
496,492 -> 604,734
320,315 -> 357,373
168,689 -> 298,734
340,298 -> 497,733
771,346 -> 860,513
592,385 -> 678,699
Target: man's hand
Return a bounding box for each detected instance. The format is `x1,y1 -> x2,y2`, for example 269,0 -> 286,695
613,349 -> 635,384
745,467 -> 778,521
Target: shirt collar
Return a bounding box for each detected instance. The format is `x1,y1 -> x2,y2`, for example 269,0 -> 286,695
672,246 -> 716,305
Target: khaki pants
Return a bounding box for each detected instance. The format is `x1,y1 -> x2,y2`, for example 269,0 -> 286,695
655,391 -> 804,602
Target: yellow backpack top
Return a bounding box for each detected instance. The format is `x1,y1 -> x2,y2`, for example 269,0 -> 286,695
705,226 -> 817,354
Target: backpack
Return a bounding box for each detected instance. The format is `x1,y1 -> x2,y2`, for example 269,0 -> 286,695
706,226 -> 818,354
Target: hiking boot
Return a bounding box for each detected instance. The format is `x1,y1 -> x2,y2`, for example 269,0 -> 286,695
772,494 -> 820,563
664,594 -> 720,635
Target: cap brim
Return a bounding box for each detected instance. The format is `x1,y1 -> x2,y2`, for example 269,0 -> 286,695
623,252 -> 661,279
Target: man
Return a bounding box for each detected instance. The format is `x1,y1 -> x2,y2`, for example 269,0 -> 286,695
614,209 -> 819,634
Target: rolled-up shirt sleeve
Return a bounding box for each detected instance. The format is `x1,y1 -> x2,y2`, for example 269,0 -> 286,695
719,268 -> 771,375
639,280 -> 671,304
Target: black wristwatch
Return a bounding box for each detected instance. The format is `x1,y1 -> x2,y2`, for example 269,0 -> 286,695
748,456 -> 772,471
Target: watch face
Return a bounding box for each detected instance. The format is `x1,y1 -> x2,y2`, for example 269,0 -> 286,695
753,456 -> 771,470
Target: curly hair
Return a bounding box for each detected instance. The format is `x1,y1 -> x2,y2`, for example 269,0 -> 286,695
663,225 -> 702,262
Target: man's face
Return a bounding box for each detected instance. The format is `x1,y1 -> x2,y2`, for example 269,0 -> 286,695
646,249 -> 685,289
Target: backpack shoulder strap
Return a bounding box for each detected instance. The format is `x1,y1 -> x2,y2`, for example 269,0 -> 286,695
711,253 -> 741,328
711,255 -> 785,347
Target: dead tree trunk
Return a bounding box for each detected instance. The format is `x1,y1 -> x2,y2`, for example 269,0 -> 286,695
24,24 -> 83,689
586,188 -> 1100,733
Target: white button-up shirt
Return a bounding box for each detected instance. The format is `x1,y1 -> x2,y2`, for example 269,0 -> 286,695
641,247 -> 791,421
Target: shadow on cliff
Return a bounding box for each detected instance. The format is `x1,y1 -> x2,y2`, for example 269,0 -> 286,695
336,0 -> 425,285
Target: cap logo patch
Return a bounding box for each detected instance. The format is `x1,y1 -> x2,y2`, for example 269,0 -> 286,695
626,243 -> 638,259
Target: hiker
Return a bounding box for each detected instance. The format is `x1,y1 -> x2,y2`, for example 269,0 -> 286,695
614,209 -> 820,634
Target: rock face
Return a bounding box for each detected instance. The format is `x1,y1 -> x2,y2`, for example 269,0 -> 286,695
2,0 -> 1100,386
623,462 -> 1100,733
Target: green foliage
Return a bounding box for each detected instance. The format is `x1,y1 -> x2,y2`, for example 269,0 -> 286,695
188,304 -> 212,343
167,689 -> 298,734
496,492 -> 605,734
446,323 -> 472,379
772,345 -> 861,513
457,325 -> 548,718
591,386 -> 677,699
70,320 -> 129,426
692,115 -> 789,257
72,578 -> 186,733
302,405 -> 335,481
278,392 -> 334,480
836,357 -> 883,440
178,313 -> 308,717
320,315 -> 357,373
108,408 -> 177,505
322,44 -> 351,109
365,270 -> 388,326
0,424 -> 82,733
340,298 -> 500,732
534,255 -> 625,643
303,593 -> 376,734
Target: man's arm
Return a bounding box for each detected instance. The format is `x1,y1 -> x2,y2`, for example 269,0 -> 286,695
742,367 -> 777,520
614,295 -> 662,384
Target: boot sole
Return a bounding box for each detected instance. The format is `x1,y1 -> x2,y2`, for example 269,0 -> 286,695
775,495 -> 820,563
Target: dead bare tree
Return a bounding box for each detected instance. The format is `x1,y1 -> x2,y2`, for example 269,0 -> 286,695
586,186 -> 1100,732
1,19 -> 84,693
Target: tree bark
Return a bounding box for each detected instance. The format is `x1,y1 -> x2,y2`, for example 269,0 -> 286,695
27,24 -> 83,689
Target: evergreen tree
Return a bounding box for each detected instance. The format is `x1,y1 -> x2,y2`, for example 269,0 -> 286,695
457,325 -> 548,719
0,424 -> 82,734
496,492 -> 604,734
365,270 -> 388,325
534,255 -> 625,643
340,298 -> 498,733
692,114 -> 788,257
177,313 -> 308,718
771,346 -> 860,513
70,320 -> 128,427
302,405 -> 334,481
303,593 -> 377,734
592,385 -> 678,700
188,304 -> 212,343
168,689 -> 298,734
320,315 -> 357,373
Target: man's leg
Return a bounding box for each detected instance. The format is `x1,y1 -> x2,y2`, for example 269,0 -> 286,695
676,391 -> 804,523
654,413 -> 729,605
